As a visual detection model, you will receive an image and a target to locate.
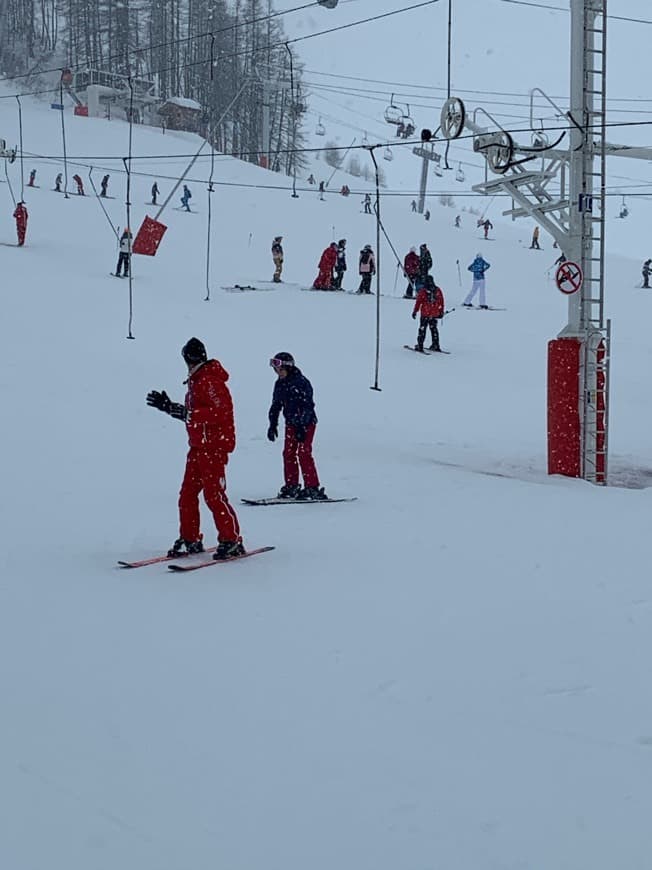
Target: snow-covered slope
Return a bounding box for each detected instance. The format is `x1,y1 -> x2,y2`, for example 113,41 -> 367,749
1,86 -> 652,870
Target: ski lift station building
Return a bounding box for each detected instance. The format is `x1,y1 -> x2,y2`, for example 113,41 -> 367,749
158,97 -> 203,134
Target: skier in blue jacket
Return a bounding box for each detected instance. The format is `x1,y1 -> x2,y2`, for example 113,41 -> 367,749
463,253 -> 491,309
267,352 -> 327,501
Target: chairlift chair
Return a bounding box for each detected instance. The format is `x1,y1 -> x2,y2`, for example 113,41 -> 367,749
315,117 -> 326,136
383,146 -> 393,162
434,160 -> 443,178
455,163 -> 465,183
619,195 -> 629,219
396,105 -> 415,139
362,131 -> 369,146
384,94 -> 403,127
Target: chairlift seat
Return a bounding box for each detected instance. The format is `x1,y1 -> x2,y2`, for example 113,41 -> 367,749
384,106 -> 402,126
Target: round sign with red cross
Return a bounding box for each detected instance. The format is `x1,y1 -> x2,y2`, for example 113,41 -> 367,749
555,260 -> 583,295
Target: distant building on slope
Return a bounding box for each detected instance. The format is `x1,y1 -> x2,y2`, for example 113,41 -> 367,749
158,97 -> 203,134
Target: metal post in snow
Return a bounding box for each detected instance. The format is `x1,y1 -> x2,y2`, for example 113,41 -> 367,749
59,82 -> 69,198
367,145 -> 382,392
124,77 -> 135,340
284,43 -> 299,199
15,96 -> 24,201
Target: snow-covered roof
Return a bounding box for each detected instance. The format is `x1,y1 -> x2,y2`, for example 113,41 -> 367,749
162,96 -> 201,111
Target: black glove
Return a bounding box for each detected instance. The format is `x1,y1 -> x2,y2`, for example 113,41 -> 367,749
169,402 -> 186,421
412,311 -> 417,320
294,425 -> 306,443
267,424 -> 278,442
146,389 -> 172,413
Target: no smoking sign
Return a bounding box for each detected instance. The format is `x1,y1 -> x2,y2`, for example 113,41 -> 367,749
555,260 -> 583,295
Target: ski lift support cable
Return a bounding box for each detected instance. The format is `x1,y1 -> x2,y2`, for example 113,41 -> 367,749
206,34 -> 216,301
123,77 -> 135,340
87,166 -> 119,238
15,96 -> 24,200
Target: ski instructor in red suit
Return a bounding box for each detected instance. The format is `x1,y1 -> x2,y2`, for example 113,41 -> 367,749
13,201 -> 27,246
146,337 -> 245,561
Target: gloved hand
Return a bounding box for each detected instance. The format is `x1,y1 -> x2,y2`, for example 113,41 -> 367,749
412,311 -> 417,320
294,425 -> 306,443
267,424 -> 278,442
169,402 -> 187,421
146,389 -> 172,414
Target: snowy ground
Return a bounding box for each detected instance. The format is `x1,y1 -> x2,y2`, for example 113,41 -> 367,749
1,91 -> 652,870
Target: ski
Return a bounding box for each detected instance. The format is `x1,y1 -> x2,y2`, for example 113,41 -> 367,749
404,345 -> 430,355
118,546 -> 217,569
221,284 -> 276,292
242,497 -> 357,506
168,545 -> 275,571
463,306 -> 506,311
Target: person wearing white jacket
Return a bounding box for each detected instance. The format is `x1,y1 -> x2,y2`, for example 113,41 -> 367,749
115,228 -> 133,277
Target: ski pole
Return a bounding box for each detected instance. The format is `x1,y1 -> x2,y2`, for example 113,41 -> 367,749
248,232 -> 252,248
456,259 -> 461,286
393,262 -> 400,295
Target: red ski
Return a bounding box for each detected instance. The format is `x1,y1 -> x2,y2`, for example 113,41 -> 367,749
118,547 -> 217,569
167,546 -> 275,572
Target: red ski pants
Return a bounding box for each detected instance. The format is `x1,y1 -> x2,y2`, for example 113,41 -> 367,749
178,447 -> 241,543
16,224 -> 26,246
283,423 -> 320,488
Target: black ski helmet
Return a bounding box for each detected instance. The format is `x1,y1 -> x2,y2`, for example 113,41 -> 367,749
182,337 -> 207,365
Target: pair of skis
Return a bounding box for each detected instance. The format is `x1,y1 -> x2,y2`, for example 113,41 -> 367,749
404,345 -> 451,355
118,496 -> 355,571
119,546 -> 275,572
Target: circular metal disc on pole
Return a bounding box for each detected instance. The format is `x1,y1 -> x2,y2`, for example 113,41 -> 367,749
440,97 -> 465,140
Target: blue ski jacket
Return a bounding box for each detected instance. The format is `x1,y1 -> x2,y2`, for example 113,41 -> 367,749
468,256 -> 490,279
268,369 -> 318,431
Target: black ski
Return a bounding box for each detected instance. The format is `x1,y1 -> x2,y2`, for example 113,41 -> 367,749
242,497 -> 357,506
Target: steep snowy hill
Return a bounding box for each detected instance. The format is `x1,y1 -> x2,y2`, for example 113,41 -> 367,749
2,84 -> 652,870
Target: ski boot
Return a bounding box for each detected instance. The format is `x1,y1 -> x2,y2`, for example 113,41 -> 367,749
167,537 -> 204,558
277,483 -> 302,499
479,304 -> 489,310
213,540 -> 246,560
414,345 -> 426,353
429,344 -> 441,352
297,486 -> 328,501
462,302 -> 473,308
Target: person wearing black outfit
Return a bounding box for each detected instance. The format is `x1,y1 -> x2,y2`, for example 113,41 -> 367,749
417,243 -> 433,288
643,259 -> 652,289
267,353 -> 327,500
151,182 -> 159,205
100,174 -> 110,197
334,239 -> 347,290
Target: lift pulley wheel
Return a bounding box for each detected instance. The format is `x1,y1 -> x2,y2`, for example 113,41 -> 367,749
474,130 -> 514,175
440,97 -> 466,140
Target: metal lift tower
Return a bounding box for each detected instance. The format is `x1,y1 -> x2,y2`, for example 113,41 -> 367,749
437,0 -> 609,483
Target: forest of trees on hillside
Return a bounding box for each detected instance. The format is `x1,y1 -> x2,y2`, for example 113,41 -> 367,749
0,0 -> 307,174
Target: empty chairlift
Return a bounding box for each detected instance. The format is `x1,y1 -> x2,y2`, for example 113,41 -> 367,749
384,146 -> 393,162
315,117 -> 326,136
384,94 -> 403,127
456,163 -> 465,183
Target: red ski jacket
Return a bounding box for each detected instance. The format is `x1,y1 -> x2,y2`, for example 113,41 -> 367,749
319,245 -> 337,271
404,251 -> 419,277
13,204 -> 27,229
184,359 -> 236,454
413,286 -> 445,318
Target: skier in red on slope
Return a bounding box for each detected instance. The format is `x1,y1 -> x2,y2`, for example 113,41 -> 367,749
13,201 -> 28,246
412,275 -> 445,352
313,242 -> 337,290
146,337 -> 245,561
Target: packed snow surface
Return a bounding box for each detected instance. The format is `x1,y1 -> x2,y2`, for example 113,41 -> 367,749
1,83 -> 652,870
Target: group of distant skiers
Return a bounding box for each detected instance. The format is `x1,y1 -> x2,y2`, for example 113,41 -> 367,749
309,240 -> 376,293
